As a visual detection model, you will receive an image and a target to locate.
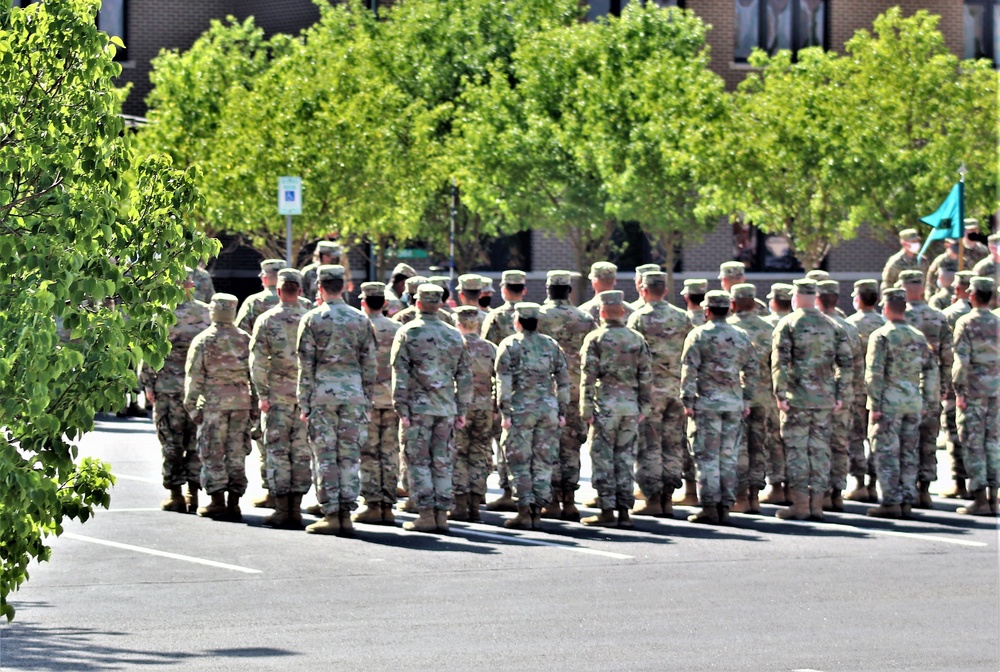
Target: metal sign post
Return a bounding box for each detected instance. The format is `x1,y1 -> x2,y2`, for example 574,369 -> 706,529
278,176 -> 303,266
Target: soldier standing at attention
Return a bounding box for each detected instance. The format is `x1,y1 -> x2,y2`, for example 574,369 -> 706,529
940,271 -> 977,499
929,268 -> 957,311
960,219 -> 989,267
580,291 -> 652,528
725,284 -> 773,515
249,269 -> 310,529
391,284 -> 472,533
972,234 -> 1000,306
865,288 -> 938,519
628,263 -> 661,311
141,268 -> 210,514
628,271 -> 691,518
456,274 -> 487,317
480,277 -> 495,310
763,284 -> 793,328
580,262 -> 635,324
899,269 -> 952,508
675,278 -> 708,506
537,270 -> 597,520
881,228 -> 928,293
192,261 -> 215,304
759,283 -> 794,505
844,280 -> 885,503
953,277 -> 1000,516
771,280 -> 852,521
719,261 -> 768,315
451,306 -> 497,523
681,290 -> 758,525
296,265 -> 376,536
385,263 -> 416,317
427,276 -> 457,318
184,293 -> 254,522
495,303 -> 570,529
301,241 -> 350,301
392,275 -> 430,326
353,282 -> 403,526
482,270 -> 527,346
924,237 -> 960,301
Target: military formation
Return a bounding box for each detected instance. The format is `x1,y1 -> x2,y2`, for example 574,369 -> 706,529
142,226 -> 1000,537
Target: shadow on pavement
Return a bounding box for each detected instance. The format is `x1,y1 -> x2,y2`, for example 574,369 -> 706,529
350,528 -> 502,555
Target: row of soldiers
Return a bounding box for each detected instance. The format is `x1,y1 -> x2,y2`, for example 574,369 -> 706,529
140,228 -> 1000,533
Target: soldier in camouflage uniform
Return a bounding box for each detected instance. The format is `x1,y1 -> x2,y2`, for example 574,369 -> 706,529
763,284 -> 793,327
141,268 -> 210,514
899,269 -> 952,509
296,265 -> 377,536
580,291 -> 652,528
192,261 -> 215,304
771,279 -> 852,521
628,271 -> 691,518
940,271 -> 977,499
865,288 -> 939,518
482,270 -> 527,345
427,275 -> 457,318
681,290 -> 758,525
495,303 -> 570,529
953,277 -> 1000,516
719,261 -> 769,316
726,284 -> 774,515
249,269 -> 310,529
456,274 -> 488,320
972,233 -> 1000,307
960,219 -> 989,267
881,228 -> 928,293
301,242 -> 352,302
391,284 -> 473,533
844,279 -> 885,502
184,294 -> 254,522
538,270 -> 597,520
759,283 -> 794,505
480,277 -> 496,309
675,278 -> 708,506
385,262 -> 416,317
628,263 -> 661,311
928,268 -> 956,311
924,238 -> 960,301
392,275 -> 432,326
817,280 -> 864,512
579,262 -> 635,324
451,306 -> 497,523
353,282 -> 403,526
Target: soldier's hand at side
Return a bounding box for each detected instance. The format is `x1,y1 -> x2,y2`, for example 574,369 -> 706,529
259,399 -> 270,413
683,407 -> 694,418
638,414 -> 646,423
400,416 -> 411,429
870,411 -> 882,422
833,400 -> 843,413
455,415 -> 467,430
558,416 -> 566,428
300,412 -> 308,422
777,400 -> 790,412
144,389 -> 155,406
502,416 -> 512,430
742,404 -> 751,418
584,415 -> 594,425
956,396 -> 967,411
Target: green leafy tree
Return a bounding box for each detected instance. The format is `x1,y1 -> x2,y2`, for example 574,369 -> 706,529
0,0 -> 216,619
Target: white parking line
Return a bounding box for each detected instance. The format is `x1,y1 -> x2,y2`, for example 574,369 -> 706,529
63,533 -> 262,574
447,524 -> 634,560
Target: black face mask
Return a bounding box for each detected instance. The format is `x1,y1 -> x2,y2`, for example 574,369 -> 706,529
478,295 -> 492,308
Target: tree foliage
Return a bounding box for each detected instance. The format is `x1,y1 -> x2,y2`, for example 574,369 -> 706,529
0,0 -> 216,619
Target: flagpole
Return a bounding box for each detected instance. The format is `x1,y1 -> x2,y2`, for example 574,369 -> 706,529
958,163 -> 967,272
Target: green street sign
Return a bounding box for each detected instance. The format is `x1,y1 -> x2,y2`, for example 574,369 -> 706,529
396,249 -> 429,259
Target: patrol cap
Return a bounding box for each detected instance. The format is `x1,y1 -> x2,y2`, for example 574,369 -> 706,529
598,290 -> 625,306
793,279 -> 817,295
988,232 -> 1000,245
404,275 -> 429,294
641,271 -> 668,287
898,269 -> 924,286
260,258 -> 286,275
514,302 -> 541,320
546,270 -> 573,286
971,276 -> 996,293
481,277 -> 494,293
718,261 -> 746,280
730,283 -> 756,299
360,281 -> 385,298
427,275 -> 451,289
851,279 -> 879,296
589,262 -> 618,281
898,229 -> 921,243
209,293 -> 239,324
880,287 -> 906,306
701,290 -> 732,308
391,262 -> 416,279
635,263 -> 660,279
767,283 -> 794,300
818,280 -> 840,296
964,218 -> 979,232
416,283 -> 444,304
955,271 -> 976,288
318,264 -> 345,282
680,278 -> 708,296
805,270 -> 830,282
316,241 -> 341,257
277,268 -> 303,287
937,255 -> 959,272
457,274 -> 483,291
501,270 -> 527,285
454,305 -> 481,322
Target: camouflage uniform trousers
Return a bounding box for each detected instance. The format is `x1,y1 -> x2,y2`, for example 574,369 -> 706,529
153,393 -> 200,489
765,404 -> 786,485
262,404 -> 311,496
780,408 -> 834,494
307,405 -> 367,514
737,405 -> 768,493
918,404 -> 942,483
453,409 -> 494,497
502,409 -> 560,507
869,412 -> 920,505
957,396 -> 1000,492
401,414 -> 456,511
197,410 -> 251,496
552,400 -> 586,493
588,413 -> 640,511
942,396 -> 966,480
849,402 -> 876,480
361,408 -> 400,505
828,405 -> 855,491
635,394 -> 686,498
689,410 -> 743,506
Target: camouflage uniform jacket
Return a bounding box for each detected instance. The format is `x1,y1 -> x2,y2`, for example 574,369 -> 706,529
905,300 -> 954,397
972,257 -> 999,284
928,287 -> 954,311
390,312 -> 472,418
846,310 -> 885,352
628,300 -> 691,400
681,320 -> 758,413
942,298 -> 972,330
727,311 -> 774,407
184,322 -> 253,414
301,263 -> 320,302
463,332 -> 498,413
866,321 -> 938,415
686,308 -> 707,328
249,301 -> 308,407
384,287 -> 405,318
962,242 -> 989,267
140,298 -> 210,396
538,299 -> 597,397
369,313 -> 402,410
481,301 -> 517,345
881,250 -> 927,292
952,308 -> 1000,399
763,310 -> 790,328
771,308 -> 852,410
192,268 -> 215,304
580,320 -> 652,418
392,304 -> 454,326
495,331 -> 570,418
237,287 -> 311,334
925,252 -> 959,298
296,298 -> 376,416
579,295 -> 635,326
827,312 -> 864,407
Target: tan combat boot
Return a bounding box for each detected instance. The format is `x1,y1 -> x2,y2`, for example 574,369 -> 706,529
845,476 -> 869,502
504,506 -> 532,529
185,482 -> 199,514
731,487 -> 751,513
262,495 -> 289,528
716,503 -> 731,525
396,485 -> 409,498
339,510 -> 354,535
829,489 -> 844,512
224,492 -> 242,522
287,494 -> 304,529
561,491 -> 580,521
539,499 -> 561,519
866,476 -> 878,503
687,504 -> 719,525
305,502 -> 323,516
867,501 -> 902,518
252,492 -> 275,509
747,488 -> 762,514
957,489 -> 991,516
449,494 -> 470,522
531,505 -> 542,529
900,502 -> 913,519
435,509 -> 449,532
809,493 -> 824,521
352,503 -> 384,525
160,486 -> 186,513
305,513 -> 341,535
581,509 -> 616,527
584,494 -> 601,508
759,482 -> 786,505
775,490 -> 810,520
821,491 -> 833,511
631,492 -> 663,517
381,503 -> 396,525
661,490 -> 675,519
197,491 -> 227,519
403,509 -> 436,532
633,487 -> 645,501
674,480 -> 699,506
399,497 -> 418,513
940,478 -> 970,500
487,488 -> 517,512
915,481 -> 933,509
989,487 -> 998,515
617,507 -> 633,528
468,494 -> 483,523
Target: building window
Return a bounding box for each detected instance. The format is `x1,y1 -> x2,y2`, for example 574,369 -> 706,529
964,1 -> 999,66
734,0 -> 827,62
733,221 -> 812,273
97,0 -> 127,60
588,0 -> 683,21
